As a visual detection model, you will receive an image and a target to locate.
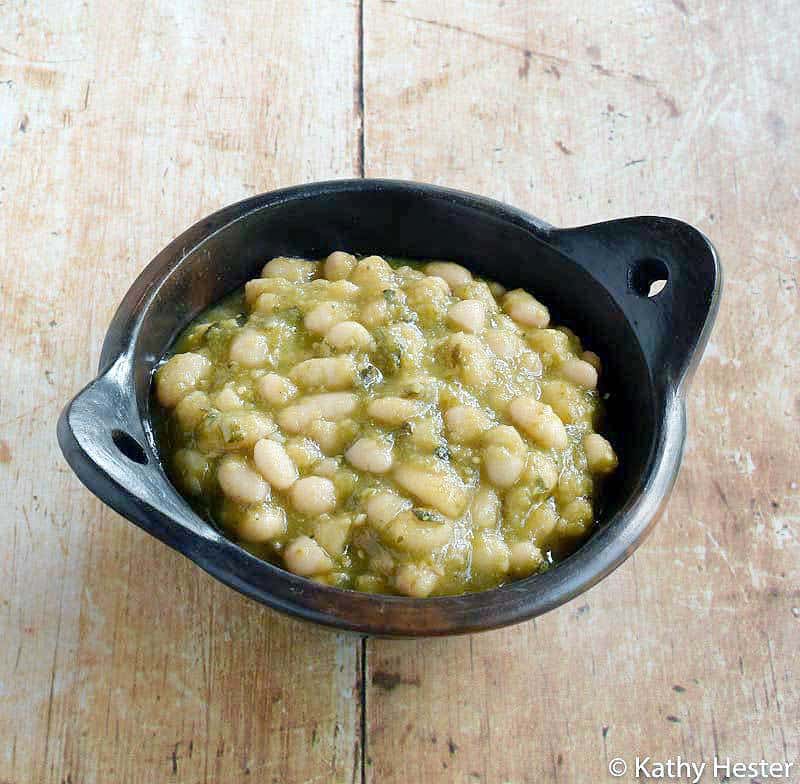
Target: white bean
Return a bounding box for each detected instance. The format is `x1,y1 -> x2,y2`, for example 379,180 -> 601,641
314,515 -> 352,557
482,445 -> 525,489
174,391 -> 212,429
583,433 -> 618,474
484,328 -> 526,360
358,297 -> 389,328
345,437 -> 393,474
382,510 -> 453,555
509,541 -> 544,577
278,393 -> 359,433
283,535 -> 333,576
470,486 -> 500,528
253,438 -> 299,490
365,491 -> 412,528
289,476 -> 337,516
304,301 -> 353,335
213,384 -> 244,411
423,261 -> 472,289
256,373 -> 297,406
471,530 -> 511,575
502,289 -> 550,328
289,357 -> 356,390
393,462 -> 468,518
447,299 -> 486,334
261,257 -> 318,282
560,358 -> 598,389
156,352 -> 211,407
325,320 -> 376,352
394,563 -> 438,598
444,405 -> 492,444
237,503 -> 286,542
366,396 -> 425,426
508,396 -> 568,450
217,456 -> 268,505
324,251 -> 357,281
229,329 -> 270,368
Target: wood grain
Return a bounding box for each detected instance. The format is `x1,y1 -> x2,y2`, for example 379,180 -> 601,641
0,2 -> 362,783
1,1 -> 798,782
363,1 -> 799,782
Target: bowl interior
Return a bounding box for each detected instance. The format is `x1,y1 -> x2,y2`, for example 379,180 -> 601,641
132,186 -> 655,557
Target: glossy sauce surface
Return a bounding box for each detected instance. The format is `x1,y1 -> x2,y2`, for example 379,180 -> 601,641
153,253 -> 618,596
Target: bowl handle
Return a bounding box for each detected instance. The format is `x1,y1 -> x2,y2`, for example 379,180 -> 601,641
544,217 -> 722,393
57,357 -> 216,543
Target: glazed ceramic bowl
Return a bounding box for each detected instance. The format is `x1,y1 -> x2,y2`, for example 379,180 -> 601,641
58,180 -> 721,636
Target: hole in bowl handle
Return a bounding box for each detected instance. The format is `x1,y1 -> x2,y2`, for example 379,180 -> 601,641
57,358 -> 216,543
544,216 -> 722,394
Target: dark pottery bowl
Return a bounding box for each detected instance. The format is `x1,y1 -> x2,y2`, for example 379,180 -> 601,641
58,180 -> 721,637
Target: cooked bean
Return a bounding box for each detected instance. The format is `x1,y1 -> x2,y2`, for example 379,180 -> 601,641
540,380 -> 585,424
358,297 -> 390,328
324,250 -> 357,281
174,391 -> 212,429
197,411 -> 276,452
366,396 -> 426,426
382,510 -> 453,555
256,373 -> 298,407
289,356 -> 356,390
307,418 -> 356,456
482,445 -> 526,489
173,448 -> 211,496
444,405 -> 492,444
261,257 -> 318,282
583,433 -> 618,474
560,357 -> 598,389
229,329 -> 271,368
345,437 -> 393,474
394,563 -> 439,598
365,491 -> 412,528
470,486 -> 500,528
482,425 -> 526,455
424,261 -> 472,289
443,333 -> 492,387
393,462 -> 468,518
509,541 -> 544,577
278,392 -> 359,433
484,328 -> 526,360
283,535 -> 333,576
325,320 -> 376,352
289,476 -> 337,516
502,289 -> 550,328
471,530 -> 511,575
304,301 -> 353,335
350,255 -> 394,290
217,456 -> 269,505
214,384 -> 244,411
447,299 -> 486,334
561,497 -> 593,528
244,277 -> 291,305
284,437 -> 321,470
253,438 -> 299,490
237,503 -> 286,542
508,396 -> 568,450
314,515 -> 352,556
156,352 -> 211,407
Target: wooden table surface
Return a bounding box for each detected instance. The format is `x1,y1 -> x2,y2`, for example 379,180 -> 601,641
1,2 -> 797,782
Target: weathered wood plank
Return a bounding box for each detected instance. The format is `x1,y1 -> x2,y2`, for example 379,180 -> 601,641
362,1 -> 799,781
0,2 -> 362,782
